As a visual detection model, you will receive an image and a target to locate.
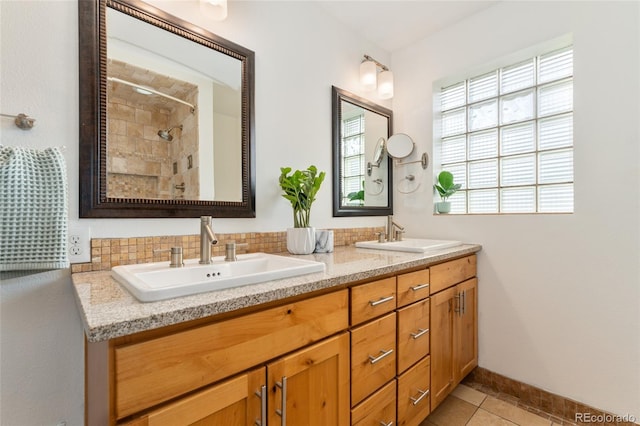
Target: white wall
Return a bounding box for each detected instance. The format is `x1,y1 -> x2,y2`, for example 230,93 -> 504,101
0,1 -> 388,424
391,1 -> 640,418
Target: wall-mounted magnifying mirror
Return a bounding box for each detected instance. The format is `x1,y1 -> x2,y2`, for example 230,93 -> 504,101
332,86 -> 393,217
387,133 -> 429,169
367,137 -> 386,176
387,133 -> 415,159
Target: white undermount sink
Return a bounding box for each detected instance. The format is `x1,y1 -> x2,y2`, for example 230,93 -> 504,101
355,238 -> 462,253
111,253 -> 325,302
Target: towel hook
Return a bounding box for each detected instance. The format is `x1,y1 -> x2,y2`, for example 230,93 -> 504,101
1,113 -> 36,130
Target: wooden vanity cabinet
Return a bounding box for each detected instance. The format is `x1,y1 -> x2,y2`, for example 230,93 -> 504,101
87,252 -> 478,426
429,255 -> 478,411
349,267 -> 432,426
121,333 -> 351,426
89,290 -> 349,425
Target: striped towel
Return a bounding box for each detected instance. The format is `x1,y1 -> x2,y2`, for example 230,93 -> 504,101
0,146 -> 69,271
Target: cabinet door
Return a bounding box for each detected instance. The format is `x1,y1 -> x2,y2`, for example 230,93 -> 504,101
429,286 -> 455,410
268,333 -> 350,426
123,367 -> 266,426
455,278 -> 478,382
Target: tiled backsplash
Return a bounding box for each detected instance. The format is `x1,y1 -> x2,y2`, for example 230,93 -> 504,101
70,226 -> 384,273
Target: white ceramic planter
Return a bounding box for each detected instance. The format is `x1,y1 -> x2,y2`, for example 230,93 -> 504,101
436,201 -> 451,214
286,227 -> 316,255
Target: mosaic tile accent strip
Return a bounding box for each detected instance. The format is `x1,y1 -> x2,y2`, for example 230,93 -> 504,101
70,227 -> 384,273
464,367 -> 639,425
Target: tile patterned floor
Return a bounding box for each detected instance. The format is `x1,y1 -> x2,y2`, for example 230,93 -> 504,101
420,384 -> 568,426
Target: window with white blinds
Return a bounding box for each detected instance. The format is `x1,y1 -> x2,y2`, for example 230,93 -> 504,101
437,46 -> 574,214
341,114 -> 366,206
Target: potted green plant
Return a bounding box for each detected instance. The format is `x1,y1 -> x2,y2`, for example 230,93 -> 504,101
279,165 -> 326,254
347,180 -> 365,206
434,170 -> 461,214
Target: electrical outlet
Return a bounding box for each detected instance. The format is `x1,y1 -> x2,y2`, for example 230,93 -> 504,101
68,223 -> 91,263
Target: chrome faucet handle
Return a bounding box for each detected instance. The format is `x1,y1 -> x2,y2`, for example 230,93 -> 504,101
153,246 -> 184,268
394,229 -> 405,241
376,232 -> 387,243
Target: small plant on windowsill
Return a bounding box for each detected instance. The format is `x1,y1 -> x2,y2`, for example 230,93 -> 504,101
347,180 -> 365,206
279,165 -> 326,254
434,171 -> 461,214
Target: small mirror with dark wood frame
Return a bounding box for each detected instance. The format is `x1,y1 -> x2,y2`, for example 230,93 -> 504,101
332,86 -> 393,217
78,0 -> 255,218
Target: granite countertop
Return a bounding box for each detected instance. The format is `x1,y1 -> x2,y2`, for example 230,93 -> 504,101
72,244 -> 481,342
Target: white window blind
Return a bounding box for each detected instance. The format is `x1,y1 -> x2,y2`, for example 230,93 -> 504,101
341,114 -> 365,205
437,46 -> 574,214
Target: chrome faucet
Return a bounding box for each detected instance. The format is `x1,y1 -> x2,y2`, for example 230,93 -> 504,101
386,215 -> 405,242
199,216 -> 218,264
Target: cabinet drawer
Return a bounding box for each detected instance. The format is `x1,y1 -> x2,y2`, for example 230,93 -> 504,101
351,379 -> 396,426
350,312 -> 396,406
397,299 -> 430,373
397,356 -> 431,426
121,367 -> 265,426
430,255 -> 476,295
351,277 -> 396,325
397,268 -> 430,308
114,290 -> 348,419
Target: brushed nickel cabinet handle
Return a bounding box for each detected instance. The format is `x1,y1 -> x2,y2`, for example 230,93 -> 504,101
454,293 -> 461,314
275,377 -> 287,426
410,328 -> 429,339
462,290 -> 467,315
410,388 -> 430,406
379,421 -> 394,426
254,385 -> 267,426
370,295 -> 394,307
369,349 -> 394,364
410,283 -> 429,292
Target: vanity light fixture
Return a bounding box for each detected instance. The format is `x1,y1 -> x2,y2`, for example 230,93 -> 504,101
200,0 -> 228,21
359,54 -> 394,99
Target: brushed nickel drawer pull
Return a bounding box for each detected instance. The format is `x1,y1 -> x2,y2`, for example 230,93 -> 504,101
410,388 -> 429,406
275,377 -> 287,426
369,349 -> 394,364
370,295 -> 394,307
462,289 -> 467,315
254,385 -> 267,426
379,421 -> 394,426
410,283 -> 429,291
410,328 -> 429,339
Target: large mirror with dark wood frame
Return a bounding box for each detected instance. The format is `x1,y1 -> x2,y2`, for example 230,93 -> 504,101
79,0 -> 255,218
332,86 -> 393,217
